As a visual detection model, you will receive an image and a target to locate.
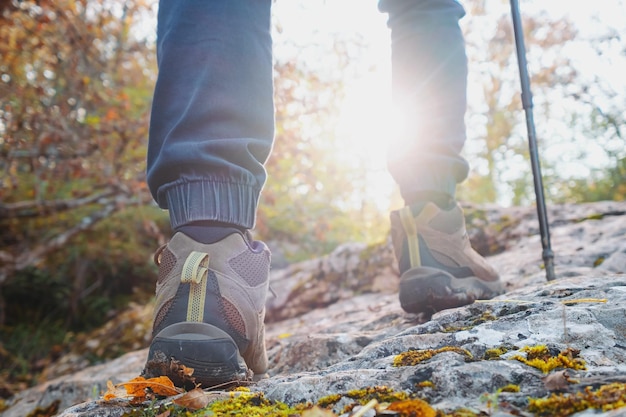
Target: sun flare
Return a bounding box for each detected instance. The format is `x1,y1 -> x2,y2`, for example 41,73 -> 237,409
335,72 -> 401,212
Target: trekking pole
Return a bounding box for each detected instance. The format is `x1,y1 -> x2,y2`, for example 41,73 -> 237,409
509,0 -> 556,281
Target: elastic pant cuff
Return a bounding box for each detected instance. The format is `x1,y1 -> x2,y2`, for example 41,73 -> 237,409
160,180 -> 259,230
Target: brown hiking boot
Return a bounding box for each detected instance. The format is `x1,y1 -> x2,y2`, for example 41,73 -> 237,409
142,232 -> 270,388
390,202 -> 503,315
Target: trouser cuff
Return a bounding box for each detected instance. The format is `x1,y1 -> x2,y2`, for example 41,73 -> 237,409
160,180 -> 259,230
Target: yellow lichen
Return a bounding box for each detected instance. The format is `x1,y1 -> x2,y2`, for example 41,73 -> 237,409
394,346 -> 473,367
417,381 -> 435,389
512,345 -> 586,374
528,382 -> 626,417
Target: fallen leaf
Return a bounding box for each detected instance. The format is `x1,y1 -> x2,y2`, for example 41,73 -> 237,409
122,376 -> 182,398
102,380 -> 127,401
172,388 -> 210,411
180,365 -> 194,377
102,376 -> 184,404
542,370 -> 573,391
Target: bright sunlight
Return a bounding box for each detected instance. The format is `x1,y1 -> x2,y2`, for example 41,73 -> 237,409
273,0 -> 399,212
273,0 -> 626,208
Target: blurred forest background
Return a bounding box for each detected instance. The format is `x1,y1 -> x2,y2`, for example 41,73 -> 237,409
0,0 -> 624,394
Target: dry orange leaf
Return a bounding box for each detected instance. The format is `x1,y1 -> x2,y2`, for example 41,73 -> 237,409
172,388 -> 209,411
102,376 -> 183,403
181,365 -> 194,377
122,376 -> 182,398
102,380 -> 127,401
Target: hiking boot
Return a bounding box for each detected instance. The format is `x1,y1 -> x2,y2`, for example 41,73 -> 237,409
390,202 -> 503,315
142,232 -> 270,388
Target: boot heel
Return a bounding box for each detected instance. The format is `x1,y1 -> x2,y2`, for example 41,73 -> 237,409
145,322 -> 250,388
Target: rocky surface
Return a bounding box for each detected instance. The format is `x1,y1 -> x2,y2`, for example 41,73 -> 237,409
2,200 -> 626,417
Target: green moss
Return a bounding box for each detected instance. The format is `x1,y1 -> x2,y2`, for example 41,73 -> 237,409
471,311 -> 497,325
497,384 -> 520,393
122,392 -> 299,417
443,310 -> 497,332
344,386 -> 410,404
386,398 -> 436,416
512,345 -> 586,374
317,393 -> 342,408
483,347 -> 508,360
207,392 -> 299,416
575,213 -> 605,223
528,382 -> 626,416
316,386 -> 413,415
442,325 -> 474,333
394,346 -> 473,367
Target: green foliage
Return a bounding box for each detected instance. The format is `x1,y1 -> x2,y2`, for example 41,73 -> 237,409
0,205 -> 167,392
0,317 -> 67,387
0,0 -> 157,290
2,204 -> 166,320
0,2 -> 161,388
460,3 -> 626,206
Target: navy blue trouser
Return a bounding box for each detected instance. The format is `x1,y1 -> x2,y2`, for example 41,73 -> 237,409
147,0 -> 470,230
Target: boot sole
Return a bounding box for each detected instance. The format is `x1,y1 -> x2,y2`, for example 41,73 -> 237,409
144,322 -> 251,389
399,266 -> 504,315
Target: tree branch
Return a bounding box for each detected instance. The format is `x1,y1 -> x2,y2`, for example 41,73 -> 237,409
0,189 -> 117,219
0,192 -> 152,285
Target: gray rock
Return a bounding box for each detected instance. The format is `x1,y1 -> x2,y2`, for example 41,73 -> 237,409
3,201 -> 626,417
257,274 -> 626,415
0,350 -> 146,417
